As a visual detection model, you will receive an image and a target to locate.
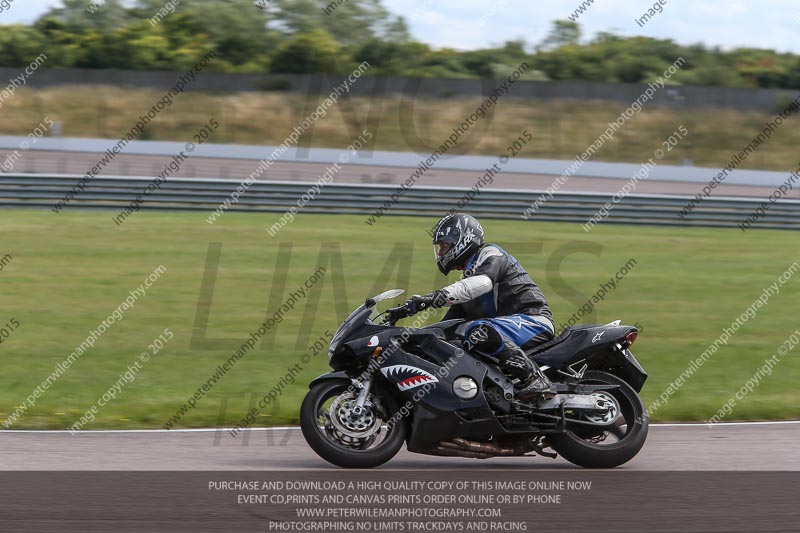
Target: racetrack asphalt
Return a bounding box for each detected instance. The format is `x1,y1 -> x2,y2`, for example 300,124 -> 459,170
2,422 -> 798,471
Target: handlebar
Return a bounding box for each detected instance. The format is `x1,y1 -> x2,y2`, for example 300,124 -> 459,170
382,304 -> 411,326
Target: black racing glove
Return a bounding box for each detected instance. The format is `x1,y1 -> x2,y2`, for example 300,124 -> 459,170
385,305 -> 411,325
404,290 -> 448,315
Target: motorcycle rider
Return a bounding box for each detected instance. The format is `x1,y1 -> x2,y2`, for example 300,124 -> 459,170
396,213 -> 557,400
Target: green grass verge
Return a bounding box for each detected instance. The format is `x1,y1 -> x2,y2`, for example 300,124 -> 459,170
0,209 -> 798,429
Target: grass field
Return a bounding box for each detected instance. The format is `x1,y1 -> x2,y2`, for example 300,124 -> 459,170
0,209 -> 798,429
2,86 -> 799,171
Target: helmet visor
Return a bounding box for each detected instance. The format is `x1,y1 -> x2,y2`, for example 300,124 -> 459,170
433,241 -> 452,262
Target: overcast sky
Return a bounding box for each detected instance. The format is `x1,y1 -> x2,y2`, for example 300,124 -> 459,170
3,0 -> 799,54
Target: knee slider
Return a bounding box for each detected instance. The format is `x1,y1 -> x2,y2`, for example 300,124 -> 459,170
465,323 -> 502,355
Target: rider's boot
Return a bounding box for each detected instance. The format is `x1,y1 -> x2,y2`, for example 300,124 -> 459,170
497,340 -> 556,401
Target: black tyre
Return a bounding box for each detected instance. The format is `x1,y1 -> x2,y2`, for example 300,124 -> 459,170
300,380 -> 406,469
549,370 -> 648,468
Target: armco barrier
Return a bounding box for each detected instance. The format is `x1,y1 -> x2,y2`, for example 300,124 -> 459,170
0,174 -> 798,230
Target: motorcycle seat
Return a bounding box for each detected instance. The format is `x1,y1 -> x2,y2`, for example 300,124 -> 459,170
525,324 -> 609,357
524,328 -> 574,357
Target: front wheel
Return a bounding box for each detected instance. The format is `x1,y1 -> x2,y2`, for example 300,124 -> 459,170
549,370 -> 648,468
300,380 -> 406,468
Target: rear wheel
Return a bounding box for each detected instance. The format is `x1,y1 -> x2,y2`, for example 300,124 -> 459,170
300,380 -> 406,468
549,371 -> 648,468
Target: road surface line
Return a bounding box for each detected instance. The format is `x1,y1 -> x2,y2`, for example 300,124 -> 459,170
2,420 -> 800,434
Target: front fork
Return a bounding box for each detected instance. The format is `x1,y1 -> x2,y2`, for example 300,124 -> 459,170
351,376 -> 373,416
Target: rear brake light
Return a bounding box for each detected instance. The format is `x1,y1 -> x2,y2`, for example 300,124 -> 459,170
625,331 -> 638,345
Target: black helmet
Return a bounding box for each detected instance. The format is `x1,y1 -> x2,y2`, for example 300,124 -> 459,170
432,213 -> 484,275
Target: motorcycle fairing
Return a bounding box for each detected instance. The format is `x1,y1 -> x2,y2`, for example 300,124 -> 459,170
371,328 -> 526,451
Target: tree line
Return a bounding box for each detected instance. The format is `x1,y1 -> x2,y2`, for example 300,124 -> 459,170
1,0 -> 798,89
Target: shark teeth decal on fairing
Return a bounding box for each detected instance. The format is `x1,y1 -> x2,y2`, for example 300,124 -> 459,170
380,365 -> 439,391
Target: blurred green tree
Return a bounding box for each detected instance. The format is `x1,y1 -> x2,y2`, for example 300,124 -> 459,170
269,29 -> 344,73
0,25 -> 47,65
0,4 -> 798,90
539,20 -> 581,51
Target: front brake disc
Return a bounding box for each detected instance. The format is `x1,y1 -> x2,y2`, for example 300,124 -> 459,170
328,393 -> 382,439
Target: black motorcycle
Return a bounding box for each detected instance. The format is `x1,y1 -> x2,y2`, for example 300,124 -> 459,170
300,289 -> 648,469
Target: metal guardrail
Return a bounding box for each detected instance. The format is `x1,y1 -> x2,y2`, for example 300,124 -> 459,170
1,174 -> 798,230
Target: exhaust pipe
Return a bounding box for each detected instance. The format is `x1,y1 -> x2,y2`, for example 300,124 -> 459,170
432,438 -> 518,459
430,436 -> 558,460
